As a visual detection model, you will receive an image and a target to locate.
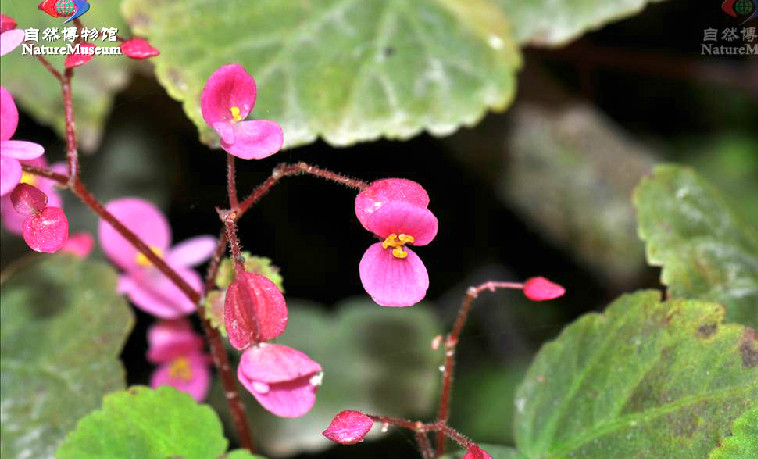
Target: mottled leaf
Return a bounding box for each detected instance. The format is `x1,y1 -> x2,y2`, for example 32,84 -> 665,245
0,254 -> 134,459
709,408 -> 758,459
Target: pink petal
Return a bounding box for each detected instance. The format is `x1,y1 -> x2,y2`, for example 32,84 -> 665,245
355,178 -> 430,231
213,121 -> 235,145
225,272 -> 288,349
166,236 -> 217,267
60,231 -> 94,258
1,15 -> 17,33
99,198 -> 171,272
147,319 -> 204,363
64,42 -> 96,68
0,29 -> 24,57
1,194 -> 24,233
364,201 -> 438,245
118,264 -> 201,318
1,140 -> 45,160
463,446 -> 493,459
359,243 -> 429,307
0,86 -> 19,141
2,158 -> 62,232
523,277 -> 565,301
151,352 -> 211,402
120,38 -> 159,60
201,63 -> 256,126
10,183 -> 47,216
22,206 -> 69,253
323,410 -> 374,445
0,156 -> 22,196
221,120 -> 283,160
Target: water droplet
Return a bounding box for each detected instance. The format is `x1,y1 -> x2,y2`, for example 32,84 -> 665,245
251,381 -> 270,394
438,365 -> 445,372
381,423 -> 389,433
488,35 -> 504,50
310,371 -> 324,386
430,335 -> 442,350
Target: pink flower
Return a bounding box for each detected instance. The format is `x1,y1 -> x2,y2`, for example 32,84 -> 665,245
98,198 -> 216,318
120,38 -> 159,60
61,232 -> 94,258
224,271 -> 288,350
1,158 -> 63,234
355,179 -> 438,307
147,319 -> 210,401
64,42 -> 96,68
323,410 -> 374,444
1,87 -> 45,196
201,63 -> 283,160
238,343 -> 322,418
0,14 -> 24,57
463,445 -> 493,459
522,277 -> 565,301
10,183 -> 69,253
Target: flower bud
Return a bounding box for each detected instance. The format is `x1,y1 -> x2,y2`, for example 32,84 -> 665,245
463,445 -> 493,459
224,271 -> 288,349
10,183 -> 47,217
65,42 -> 96,68
22,206 -> 68,253
121,38 -> 159,60
523,277 -> 565,301
323,410 -> 374,444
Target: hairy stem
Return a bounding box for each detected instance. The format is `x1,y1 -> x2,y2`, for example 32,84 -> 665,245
366,415 -> 474,450
227,154 -> 240,211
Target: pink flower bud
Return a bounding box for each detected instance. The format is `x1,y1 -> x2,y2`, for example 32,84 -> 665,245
523,277 -> 565,301
224,271 -> 288,350
1,14 -> 17,33
323,410 -> 374,444
22,206 -> 69,253
10,183 -> 48,217
463,445 -> 493,459
60,232 -> 94,258
121,38 -> 159,60
65,42 -> 96,68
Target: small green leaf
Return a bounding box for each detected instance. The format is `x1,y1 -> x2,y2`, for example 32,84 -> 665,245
514,290 -> 758,459
634,165 -> 758,328
216,254 -> 283,291
709,408 -> 758,459
222,449 -> 267,459
56,386 -> 228,459
1,254 -> 134,459
0,3 -> 130,150
121,0 -> 520,149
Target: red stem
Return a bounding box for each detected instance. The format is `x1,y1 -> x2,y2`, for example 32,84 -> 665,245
61,68 -> 78,184
366,415 -> 474,450
227,153 -> 239,211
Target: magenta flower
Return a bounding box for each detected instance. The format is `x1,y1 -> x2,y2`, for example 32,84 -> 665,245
10,183 -> 69,253
0,14 -> 24,57
463,445 -> 493,459
1,86 -> 45,196
201,63 -> 283,160
98,198 -> 216,318
120,38 -> 159,60
355,179 -> 438,307
522,277 -> 565,301
147,319 -> 210,401
1,158 -> 63,234
224,271 -> 288,350
323,410 -> 374,444
238,343 -> 323,418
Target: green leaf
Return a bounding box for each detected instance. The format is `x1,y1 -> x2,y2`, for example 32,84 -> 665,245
222,449 -> 267,459
514,290 -> 758,459
56,386 -> 228,459
0,3 -> 130,150
121,0 -> 520,149
0,254 -> 134,459
495,0 -> 667,46
634,165 -> 758,328
212,298 -> 443,455
709,408 -> 758,459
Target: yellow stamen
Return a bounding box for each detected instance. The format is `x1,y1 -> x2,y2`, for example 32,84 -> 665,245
230,106 -> 242,123
382,233 -> 414,259
135,245 -> 164,267
168,357 -> 193,382
20,171 -> 38,186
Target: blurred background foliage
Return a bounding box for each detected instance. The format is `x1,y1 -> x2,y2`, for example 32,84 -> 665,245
1,0 -> 757,457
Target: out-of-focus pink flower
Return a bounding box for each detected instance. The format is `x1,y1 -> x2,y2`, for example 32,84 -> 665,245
147,319 -> 210,401
523,277 -> 565,301
61,231 -> 94,258
355,179 -> 438,307
64,42 -> 96,68
120,37 -> 159,60
224,271 -> 288,350
10,184 -> 68,253
98,198 -> 216,318
462,445 -> 493,459
238,343 -> 322,418
1,158 -> 63,234
201,63 -> 283,160
323,410 -> 374,444
0,14 -> 24,57
1,87 -> 45,196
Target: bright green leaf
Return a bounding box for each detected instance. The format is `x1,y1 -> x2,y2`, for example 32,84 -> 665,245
0,3 -> 130,150
514,290 -> 758,459
1,254 -> 134,459
56,386 -> 228,459
222,449 -> 267,459
121,0 -> 520,149
709,408 -> 758,459
634,165 -> 758,328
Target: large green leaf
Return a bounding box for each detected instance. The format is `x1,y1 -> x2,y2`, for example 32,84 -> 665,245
514,290 -> 758,459
121,0 -> 520,149
709,408 -> 758,459
212,298 -> 442,455
56,386 -> 230,459
496,0 -> 667,46
0,254 -> 134,459
0,2 -> 130,150
634,165 -> 758,328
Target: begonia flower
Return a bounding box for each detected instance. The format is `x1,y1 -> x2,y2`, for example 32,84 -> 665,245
1,158 -> 63,234
10,183 -> 68,253
201,63 -> 283,160
0,14 -> 24,57
61,231 -> 94,258
523,277 -> 565,301
147,319 -> 210,401
238,343 -> 322,418
323,410 -> 374,444
355,179 -> 438,307
120,37 -> 159,60
64,42 -> 96,68
1,87 -> 45,196
463,445 -> 493,459
98,198 -> 216,318
224,271 -> 288,350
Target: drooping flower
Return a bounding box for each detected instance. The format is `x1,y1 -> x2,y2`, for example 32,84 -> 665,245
1,158 -> 63,234
10,183 -> 68,253
522,277 -> 565,301
1,87 -> 45,196
64,42 -> 96,68
61,231 -> 94,258
237,343 -> 323,417
462,445 -> 493,459
201,63 -> 283,160
147,319 -> 210,401
323,410 -> 374,444
98,198 -> 216,318
0,14 -> 24,57
120,37 -> 159,60
224,270 -> 288,350
355,179 -> 438,307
